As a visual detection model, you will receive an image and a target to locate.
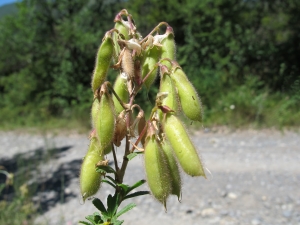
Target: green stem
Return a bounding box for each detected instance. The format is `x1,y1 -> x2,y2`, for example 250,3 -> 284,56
118,135 -> 130,184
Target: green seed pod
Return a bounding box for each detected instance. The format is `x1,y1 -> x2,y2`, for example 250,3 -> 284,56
141,44 -> 161,89
144,136 -> 171,208
161,26 -> 176,69
103,143 -> 112,155
95,92 -> 115,149
113,17 -> 130,60
80,138 -> 104,202
160,140 -> 182,200
112,74 -> 128,114
163,114 -> 205,177
92,33 -> 114,93
91,97 -> 100,129
158,72 -> 179,118
171,65 -> 202,122
115,21 -> 130,40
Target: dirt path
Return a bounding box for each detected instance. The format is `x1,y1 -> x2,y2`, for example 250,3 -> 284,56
0,129 -> 299,225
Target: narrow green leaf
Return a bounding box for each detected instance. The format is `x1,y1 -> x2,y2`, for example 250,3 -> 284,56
96,165 -> 116,174
78,221 -> 93,225
124,191 -> 150,200
85,215 -> 96,224
107,193 -> 120,217
128,179 -> 146,193
102,179 -> 116,188
115,203 -> 136,218
111,219 -> 124,225
117,183 -> 130,194
106,175 -> 117,184
92,198 -> 107,213
127,152 -> 143,160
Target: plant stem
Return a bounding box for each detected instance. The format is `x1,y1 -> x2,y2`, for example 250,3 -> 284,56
118,135 -> 130,184
111,143 -> 120,183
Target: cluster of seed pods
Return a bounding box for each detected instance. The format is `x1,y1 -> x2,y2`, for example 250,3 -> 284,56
79,9 -> 206,207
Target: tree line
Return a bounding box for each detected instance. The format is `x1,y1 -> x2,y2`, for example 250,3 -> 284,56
0,0 -> 299,127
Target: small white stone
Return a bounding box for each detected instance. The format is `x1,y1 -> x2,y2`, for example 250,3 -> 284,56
201,208 -> 216,217
228,192 -> 238,199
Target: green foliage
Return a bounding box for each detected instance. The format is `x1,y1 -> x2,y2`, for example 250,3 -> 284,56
0,0 -> 299,128
0,3 -> 17,19
0,0 -> 121,126
126,0 -> 300,127
80,172 -> 149,225
0,167 -> 37,225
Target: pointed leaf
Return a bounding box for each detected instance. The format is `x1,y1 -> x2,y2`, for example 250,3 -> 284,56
117,183 -> 130,194
85,215 -> 96,224
107,193 -> 119,216
128,179 -> 146,193
111,219 -> 124,225
127,152 -> 143,160
92,198 -> 107,213
79,221 -> 93,225
106,175 -> 117,184
124,191 -> 150,200
102,179 -> 116,188
115,203 -> 136,218
96,165 -> 116,174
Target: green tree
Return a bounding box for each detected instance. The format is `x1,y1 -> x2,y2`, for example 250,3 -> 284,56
0,0 -> 121,124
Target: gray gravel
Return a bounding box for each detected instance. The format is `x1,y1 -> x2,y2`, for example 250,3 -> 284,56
0,128 -> 300,225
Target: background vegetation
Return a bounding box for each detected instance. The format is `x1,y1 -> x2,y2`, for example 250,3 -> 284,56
0,0 -> 299,130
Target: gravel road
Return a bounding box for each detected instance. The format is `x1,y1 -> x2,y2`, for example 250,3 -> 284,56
0,128 -> 299,225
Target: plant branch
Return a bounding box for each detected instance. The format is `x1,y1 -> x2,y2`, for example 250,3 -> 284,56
117,135 -> 130,184
111,143 -> 120,182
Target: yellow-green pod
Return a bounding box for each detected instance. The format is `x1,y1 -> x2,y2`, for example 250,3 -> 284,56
161,26 -> 176,69
95,93 -> 115,149
160,140 -> 182,200
92,33 -> 114,92
112,74 -> 128,114
113,20 -> 130,60
163,114 -> 205,177
80,138 -> 104,202
144,136 -> 171,208
115,21 -> 130,40
141,45 -> 161,89
171,66 -> 202,122
91,97 -> 100,129
103,144 -> 112,155
158,73 -> 179,116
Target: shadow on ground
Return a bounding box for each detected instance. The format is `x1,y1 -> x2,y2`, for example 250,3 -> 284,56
0,145 -> 82,213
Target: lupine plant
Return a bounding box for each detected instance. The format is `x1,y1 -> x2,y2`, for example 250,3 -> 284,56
79,9 -> 206,225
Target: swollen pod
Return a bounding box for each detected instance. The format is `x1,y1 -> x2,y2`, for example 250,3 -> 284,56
141,45 -> 161,89
161,26 -> 176,69
95,92 -> 115,149
159,72 -> 179,113
144,136 -> 171,207
92,32 -> 114,92
160,140 -> 182,200
171,66 -> 202,122
112,74 -> 128,114
80,137 -> 104,202
163,114 -> 205,177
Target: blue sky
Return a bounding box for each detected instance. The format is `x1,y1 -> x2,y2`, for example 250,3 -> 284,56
0,0 -> 18,7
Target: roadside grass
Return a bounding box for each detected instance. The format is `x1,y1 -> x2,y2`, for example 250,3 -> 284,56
0,157 -> 39,225
0,91 -> 299,133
